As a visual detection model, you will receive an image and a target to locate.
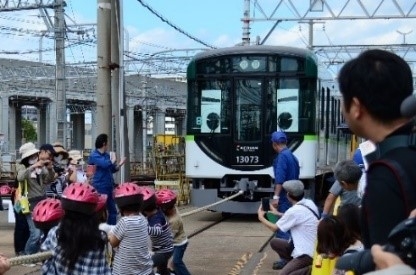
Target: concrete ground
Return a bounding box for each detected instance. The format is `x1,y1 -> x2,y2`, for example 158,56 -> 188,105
0,201 -> 283,275
0,204 -> 40,275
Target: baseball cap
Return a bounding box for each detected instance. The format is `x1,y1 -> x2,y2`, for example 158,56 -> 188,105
271,131 -> 287,143
39,143 -> 57,156
282,180 -> 304,197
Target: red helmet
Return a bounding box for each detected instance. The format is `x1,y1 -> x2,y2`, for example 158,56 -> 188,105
33,198 -> 64,230
114,182 -> 143,208
139,186 -> 157,211
139,186 -> 155,201
0,185 -> 11,195
156,189 -> 177,210
95,193 -> 108,212
61,182 -> 98,215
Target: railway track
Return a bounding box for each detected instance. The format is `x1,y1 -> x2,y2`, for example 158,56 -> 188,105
231,233 -> 274,275
188,214 -> 232,239
178,208 -> 275,275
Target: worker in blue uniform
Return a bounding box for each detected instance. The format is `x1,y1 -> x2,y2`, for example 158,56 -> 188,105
270,130 -> 300,270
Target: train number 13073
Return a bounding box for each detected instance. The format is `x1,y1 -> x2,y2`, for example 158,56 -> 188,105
236,155 -> 259,164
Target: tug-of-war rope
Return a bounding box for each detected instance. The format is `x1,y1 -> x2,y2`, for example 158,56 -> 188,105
8,190 -> 244,266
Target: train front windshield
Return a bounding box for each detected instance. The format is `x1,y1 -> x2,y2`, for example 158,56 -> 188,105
187,62 -> 316,136
186,48 -> 317,170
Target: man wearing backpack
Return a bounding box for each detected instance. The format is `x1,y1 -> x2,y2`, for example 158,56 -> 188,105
338,49 -> 416,248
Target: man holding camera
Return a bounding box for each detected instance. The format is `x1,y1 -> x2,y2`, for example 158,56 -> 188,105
258,180 -> 319,274
337,49 -> 416,273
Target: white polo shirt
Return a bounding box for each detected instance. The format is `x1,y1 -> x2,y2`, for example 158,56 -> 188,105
276,198 -> 319,258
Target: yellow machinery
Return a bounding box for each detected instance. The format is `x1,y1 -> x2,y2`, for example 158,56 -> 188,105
152,134 -> 190,205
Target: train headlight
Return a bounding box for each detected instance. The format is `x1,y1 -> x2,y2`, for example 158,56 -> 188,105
278,112 -> 293,130
251,60 -> 260,70
239,60 -> 249,70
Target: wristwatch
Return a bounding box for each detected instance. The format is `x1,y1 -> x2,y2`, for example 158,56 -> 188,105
273,195 -> 279,200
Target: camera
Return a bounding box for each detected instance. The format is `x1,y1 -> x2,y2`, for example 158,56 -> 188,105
336,217 -> 416,275
53,164 -> 65,175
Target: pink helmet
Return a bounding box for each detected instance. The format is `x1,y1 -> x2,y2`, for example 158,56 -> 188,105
114,182 -> 143,208
139,186 -> 157,211
95,193 -> 108,212
155,189 -> 177,210
139,186 -> 156,201
33,198 -> 64,230
61,182 -> 98,215
0,185 -> 11,195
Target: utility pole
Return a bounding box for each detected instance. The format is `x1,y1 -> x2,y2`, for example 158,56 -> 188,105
119,0 -> 130,181
111,0 -> 129,181
142,79 -> 148,172
55,0 -> 66,146
97,0 -> 112,144
242,0 -> 250,46
111,0 -> 120,154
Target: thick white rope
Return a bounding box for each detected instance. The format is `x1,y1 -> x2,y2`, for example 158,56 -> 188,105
180,190 -> 244,218
8,190 -> 244,266
9,251 -> 52,266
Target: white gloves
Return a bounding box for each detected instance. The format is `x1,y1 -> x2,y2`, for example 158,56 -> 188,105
99,223 -> 115,234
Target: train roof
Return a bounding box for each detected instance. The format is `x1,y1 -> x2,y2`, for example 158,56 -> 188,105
192,45 -> 315,61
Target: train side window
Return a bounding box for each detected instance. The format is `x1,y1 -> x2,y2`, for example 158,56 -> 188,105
320,87 -> 325,130
331,96 -> 336,134
298,80 -> 315,134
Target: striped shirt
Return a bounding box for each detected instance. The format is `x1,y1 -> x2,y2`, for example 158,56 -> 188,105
45,175 -> 67,198
147,209 -> 173,253
111,215 -> 153,275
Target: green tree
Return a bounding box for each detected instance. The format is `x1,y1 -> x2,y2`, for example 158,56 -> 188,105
22,119 -> 37,142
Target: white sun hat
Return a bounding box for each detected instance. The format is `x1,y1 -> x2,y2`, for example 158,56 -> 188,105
19,142 -> 39,161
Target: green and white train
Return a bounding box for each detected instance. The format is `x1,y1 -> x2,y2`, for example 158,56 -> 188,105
185,45 -> 353,214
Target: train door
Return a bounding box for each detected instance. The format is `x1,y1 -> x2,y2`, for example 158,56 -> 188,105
231,78 -> 265,169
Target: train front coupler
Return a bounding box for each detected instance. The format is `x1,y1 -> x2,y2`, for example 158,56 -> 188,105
232,178 -> 258,200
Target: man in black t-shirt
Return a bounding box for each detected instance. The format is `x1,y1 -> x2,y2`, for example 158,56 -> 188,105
338,49 -> 416,248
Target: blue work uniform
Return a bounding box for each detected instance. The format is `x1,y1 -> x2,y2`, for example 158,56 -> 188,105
88,149 -> 119,225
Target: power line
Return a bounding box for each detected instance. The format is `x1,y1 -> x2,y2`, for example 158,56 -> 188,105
136,0 -> 216,49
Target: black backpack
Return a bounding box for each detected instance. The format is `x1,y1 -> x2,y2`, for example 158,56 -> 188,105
366,133 -> 416,214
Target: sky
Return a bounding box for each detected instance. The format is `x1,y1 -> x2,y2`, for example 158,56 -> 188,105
0,0 -> 415,77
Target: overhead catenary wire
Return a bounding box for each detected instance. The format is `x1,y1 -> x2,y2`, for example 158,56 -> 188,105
135,0 -> 217,49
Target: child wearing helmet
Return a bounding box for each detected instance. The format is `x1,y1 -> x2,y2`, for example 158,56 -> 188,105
32,198 -> 64,243
156,189 -> 191,275
105,182 -> 153,275
41,182 -> 111,275
141,186 -> 174,275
